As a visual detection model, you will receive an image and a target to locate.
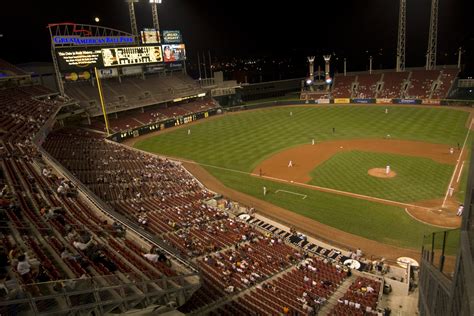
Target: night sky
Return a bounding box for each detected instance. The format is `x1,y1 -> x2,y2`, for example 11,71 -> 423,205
1,0 -> 472,73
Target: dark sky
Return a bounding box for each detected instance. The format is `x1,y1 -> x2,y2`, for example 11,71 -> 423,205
0,0 -> 472,71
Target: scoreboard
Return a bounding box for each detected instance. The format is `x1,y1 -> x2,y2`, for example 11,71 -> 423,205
102,46 -> 162,67
53,28 -> 185,72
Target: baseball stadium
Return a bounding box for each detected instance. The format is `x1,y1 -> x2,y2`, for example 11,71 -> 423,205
0,0 -> 473,315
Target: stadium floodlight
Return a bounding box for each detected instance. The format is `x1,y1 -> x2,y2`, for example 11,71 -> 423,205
306,79 -> 312,85
94,17 -> 100,23
325,77 -> 332,84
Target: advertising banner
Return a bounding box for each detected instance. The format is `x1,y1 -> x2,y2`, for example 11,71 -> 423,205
394,99 -> 421,104
56,48 -> 103,71
98,68 -> 118,78
334,98 -> 351,104
422,99 -> 441,105
121,66 -> 143,76
141,29 -> 160,44
317,99 -> 330,104
376,98 -> 392,104
102,46 -> 163,67
162,44 -> 186,62
162,30 -> 183,43
351,98 -> 375,104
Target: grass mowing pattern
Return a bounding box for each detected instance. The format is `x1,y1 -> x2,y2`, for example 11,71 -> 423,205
135,106 -> 469,249
136,106 -> 468,173
308,151 -> 453,202
206,167 -> 458,250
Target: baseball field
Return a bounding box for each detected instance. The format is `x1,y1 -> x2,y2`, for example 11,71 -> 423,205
133,105 -> 472,253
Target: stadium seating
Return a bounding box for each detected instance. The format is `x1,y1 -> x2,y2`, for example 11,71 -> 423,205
0,86 -> 199,314
65,73 -> 205,116
406,70 -> 440,99
329,276 -> 382,315
431,69 -> 459,99
355,74 -> 381,99
377,71 -> 409,98
86,98 -> 219,133
332,75 -> 356,98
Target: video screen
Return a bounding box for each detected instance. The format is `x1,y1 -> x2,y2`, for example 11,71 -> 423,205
162,44 -> 186,63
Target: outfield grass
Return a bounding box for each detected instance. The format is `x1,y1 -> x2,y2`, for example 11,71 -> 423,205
135,105 -> 469,249
308,151 -> 453,202
136,106 -> 468,172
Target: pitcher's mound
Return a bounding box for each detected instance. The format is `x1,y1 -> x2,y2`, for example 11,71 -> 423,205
368,168 -> 397,178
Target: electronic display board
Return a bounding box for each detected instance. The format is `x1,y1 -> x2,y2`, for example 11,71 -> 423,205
162,44 -> 186,62
56,48 -> 104,71
141,29 -> 161,44
102,46 -> 163,67
162,30 -> 182,43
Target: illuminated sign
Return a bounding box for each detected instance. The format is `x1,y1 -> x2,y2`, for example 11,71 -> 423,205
162,30 -> 182,43
141,29 -> 160,44
102,46 -> 163,67
57,48 -> 103,71
162,44 -> 186,63
53,36 -> 134,46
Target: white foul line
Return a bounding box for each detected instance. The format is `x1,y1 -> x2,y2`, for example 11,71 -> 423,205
275,189 -> 307,199
456,161 -> 465,184
442,119 -> 473,208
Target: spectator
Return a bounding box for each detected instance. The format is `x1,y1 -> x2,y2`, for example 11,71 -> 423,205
16,254 -> 32,283
73,238 -> 93,251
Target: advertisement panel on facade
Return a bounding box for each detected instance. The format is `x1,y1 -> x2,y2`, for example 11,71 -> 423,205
162,30 -> 183,43
141,29 -> 160,44
56,48 -> 104,71
162,44 -> 186,62
376,98 -> 393,104
351,98 -> 375,104
317,99 -> 330,104
422,99 -> 441,105
334,98 -> 351,104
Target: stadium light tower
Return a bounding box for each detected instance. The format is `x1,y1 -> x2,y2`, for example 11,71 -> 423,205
149,0 -> 162,32
307,56 -> 315,82
125,0 -> 139,37
396,0 -> 406,72
323,55 -> 332,93
426,0 -> 439,70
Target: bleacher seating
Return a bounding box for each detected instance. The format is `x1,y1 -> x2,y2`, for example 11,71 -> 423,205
332,75 -> 356,98
406,70 -> 440,99
377,71 -> 409,99
355,74 -> 381,99
432,69 -> 459,99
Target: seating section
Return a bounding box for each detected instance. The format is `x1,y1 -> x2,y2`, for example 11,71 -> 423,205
406,70 -> 440,99
355,74 -> 381,99
65,73 -> 205,115
329,276 -> 382,316
1,84 -> 387,314
0,58 -> 29,77
377,71 -> 409,99
0,86 -> 194,313
432,69 -> 459,99
332,75 -> 356,98
87,98 -> 219,133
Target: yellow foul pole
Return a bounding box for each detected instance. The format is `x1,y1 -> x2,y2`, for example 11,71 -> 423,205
94,67 -> 111,136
